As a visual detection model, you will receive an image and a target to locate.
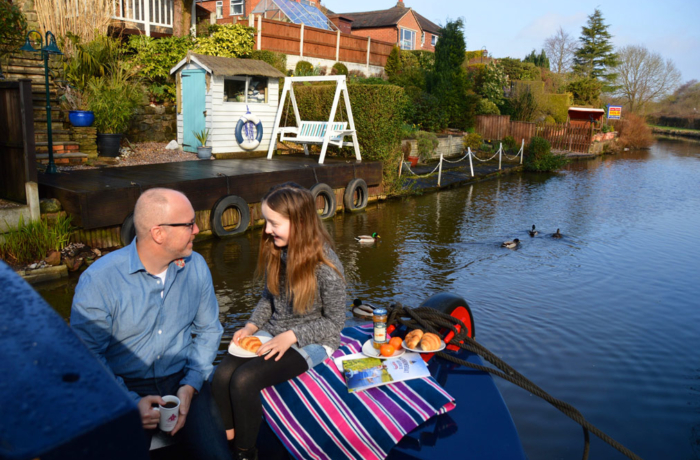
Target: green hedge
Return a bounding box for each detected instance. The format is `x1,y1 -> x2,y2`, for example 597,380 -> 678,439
546,93 -> 571,123
282,84 -> 405,190
250,50 -> 287,75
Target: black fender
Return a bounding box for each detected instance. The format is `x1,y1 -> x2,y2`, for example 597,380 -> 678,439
120,213 -> 136,246
343,178 -> 368,213
420,292 -> 475,339
210,195 -> 251,237
309,183 -> 336,220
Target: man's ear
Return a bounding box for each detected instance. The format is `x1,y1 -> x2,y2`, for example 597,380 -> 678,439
150,226 -> 165,244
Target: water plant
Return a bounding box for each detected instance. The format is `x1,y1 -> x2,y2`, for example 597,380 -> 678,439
0,213 -> 74,265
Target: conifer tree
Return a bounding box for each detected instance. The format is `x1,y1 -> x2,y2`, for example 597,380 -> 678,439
573,8 -> 618,91
524,49 -> 550,69
384,45 -> 402,78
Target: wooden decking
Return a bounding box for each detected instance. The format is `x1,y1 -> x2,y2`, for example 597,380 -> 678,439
38,155 -> 383,229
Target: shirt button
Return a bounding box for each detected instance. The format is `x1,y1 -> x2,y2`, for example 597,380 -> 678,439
157,280 -> 161,284
157,355 -> 161,359
158,330 -> 162,334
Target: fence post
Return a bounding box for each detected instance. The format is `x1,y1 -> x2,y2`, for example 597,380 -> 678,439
398,156 -> 404,178
438,153 -> 444,187
300,23 -> 304,58
144,0 -> 151,36
520,139 -> 524,164
498,143 -> 502,170
366,37 -> 371,74
248,14 -> 254,27
468,148 -> 474,177
336,30 -> 340,62
257,16 -> 262,51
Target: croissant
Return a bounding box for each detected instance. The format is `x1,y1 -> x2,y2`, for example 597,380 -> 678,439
420,333 -> 441,351
405,329 -> 424,349
239,336 -> 262,353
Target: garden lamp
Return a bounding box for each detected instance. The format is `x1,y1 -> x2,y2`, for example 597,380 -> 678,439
21,30 -> 63,174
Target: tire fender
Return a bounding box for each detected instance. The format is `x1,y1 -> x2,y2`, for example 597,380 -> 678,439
309,183 -> 336,220
210,195 -> 251,237
343,178 -> 368,212
120,213 -> 136,246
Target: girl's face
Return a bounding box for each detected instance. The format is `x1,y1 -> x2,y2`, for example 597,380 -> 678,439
262,202 -> 290,248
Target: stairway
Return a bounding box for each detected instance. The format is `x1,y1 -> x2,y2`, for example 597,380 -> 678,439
2,51 -> 85,165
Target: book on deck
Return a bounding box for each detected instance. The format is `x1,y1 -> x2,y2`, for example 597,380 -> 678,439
341,353 -> 431,393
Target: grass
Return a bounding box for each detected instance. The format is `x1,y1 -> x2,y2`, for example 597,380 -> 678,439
649,125 -> 700,133
0,214 -> 74,266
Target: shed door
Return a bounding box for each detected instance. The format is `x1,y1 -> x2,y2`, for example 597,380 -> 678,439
182,69 -> 206,153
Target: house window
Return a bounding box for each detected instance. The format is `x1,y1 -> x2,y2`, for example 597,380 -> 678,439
224,77 -> 269,104
400,28 -> 415,50
431,35 -> 437,46
421,32 -> 425,45
215,1 -> 223,19
230,0 -> 243,15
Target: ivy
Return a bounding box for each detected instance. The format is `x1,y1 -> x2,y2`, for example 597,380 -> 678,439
194,24 -> 255,59
0,0 -> 27,60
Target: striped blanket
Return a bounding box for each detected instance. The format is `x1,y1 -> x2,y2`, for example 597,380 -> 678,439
261,325 -> 456,460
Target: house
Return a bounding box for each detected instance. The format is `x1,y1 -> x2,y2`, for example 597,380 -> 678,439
333,0 -> 441,52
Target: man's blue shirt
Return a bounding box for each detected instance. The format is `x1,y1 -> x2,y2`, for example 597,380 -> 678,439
71,239 -> 223,401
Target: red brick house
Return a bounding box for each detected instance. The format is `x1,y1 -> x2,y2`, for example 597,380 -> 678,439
332,0 -> 441,52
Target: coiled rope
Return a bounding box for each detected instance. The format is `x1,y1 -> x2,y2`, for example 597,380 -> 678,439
385,303 -> 643,460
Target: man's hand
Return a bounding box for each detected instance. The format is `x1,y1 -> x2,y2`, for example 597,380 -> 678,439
170,385 -> 196,436
232,323 -> 259,345
259,330 -> 297,361
137,395 -> 165,430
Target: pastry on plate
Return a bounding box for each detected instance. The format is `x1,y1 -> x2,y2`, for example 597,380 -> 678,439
239,336 -> 262,353
419,332 -> 441,351
405,329 -> 424,349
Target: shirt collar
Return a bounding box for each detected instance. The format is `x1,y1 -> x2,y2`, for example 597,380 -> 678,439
127,238 -> 189,275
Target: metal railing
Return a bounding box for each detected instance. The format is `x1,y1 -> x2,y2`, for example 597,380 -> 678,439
112,0 -> 174,35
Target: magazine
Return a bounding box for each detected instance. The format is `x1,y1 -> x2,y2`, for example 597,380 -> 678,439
341,353 -> 431,393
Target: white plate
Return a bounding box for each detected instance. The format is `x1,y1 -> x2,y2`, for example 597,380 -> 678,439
402,339 -> 446,354
361,339 -> 405,359
228,335 -> 271,358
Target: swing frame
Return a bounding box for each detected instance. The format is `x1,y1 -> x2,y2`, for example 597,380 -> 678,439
266,75 -> 362,164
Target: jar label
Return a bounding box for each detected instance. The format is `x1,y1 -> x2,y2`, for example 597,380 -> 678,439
374,323 -> 387,343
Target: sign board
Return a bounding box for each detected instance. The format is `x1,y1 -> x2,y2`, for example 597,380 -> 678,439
607,105 -> 622,119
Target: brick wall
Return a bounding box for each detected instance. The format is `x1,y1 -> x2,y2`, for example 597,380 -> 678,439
351,27 -> 398,45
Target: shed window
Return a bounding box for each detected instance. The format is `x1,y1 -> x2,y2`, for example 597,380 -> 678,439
400,28 -> 415,50
230,0 -> 243,15
216,1 -> 223,19
224,77 -> 268,103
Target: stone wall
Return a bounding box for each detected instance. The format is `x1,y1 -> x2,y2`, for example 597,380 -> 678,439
402,134 -> 466,161
126,103 -> 178,143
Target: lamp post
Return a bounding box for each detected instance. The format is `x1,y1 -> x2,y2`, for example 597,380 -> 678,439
20,30 -> 62,174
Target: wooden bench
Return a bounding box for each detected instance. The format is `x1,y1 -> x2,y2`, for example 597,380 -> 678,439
279,121 -> 354,148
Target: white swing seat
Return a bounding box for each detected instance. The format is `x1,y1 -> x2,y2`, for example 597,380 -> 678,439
279,121 -> 354,147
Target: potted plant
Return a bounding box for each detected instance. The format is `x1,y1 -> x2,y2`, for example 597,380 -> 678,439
59,84 -> 94,127
402,141 -> 418,167
193,128 -> 212,159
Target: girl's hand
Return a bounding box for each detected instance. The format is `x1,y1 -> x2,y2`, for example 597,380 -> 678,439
258,330 -> 297,361
232,323 -> 258,345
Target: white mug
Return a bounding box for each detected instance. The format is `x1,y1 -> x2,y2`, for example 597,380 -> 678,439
155,395 -> 180,432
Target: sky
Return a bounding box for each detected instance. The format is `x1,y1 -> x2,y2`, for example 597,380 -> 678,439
324,0 -> 700,83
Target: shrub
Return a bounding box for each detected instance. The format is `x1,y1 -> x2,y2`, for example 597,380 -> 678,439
405,91 -> 448,132
525,136 -> 568,172
618,113 -> 653,149
415,131 -> 438,162
331,62 -> 348,76
347,69 -> 366,80
477,98 -> 500,115
195,23 -> 255,58
384,45 -> 402,78
0,214 -> 74,265
401,140 -> 412,159
0,0 -> 28,60
480,143 -> 493,152
295,60 -> 314,76
463,132 -> 482,151
250,49 -> 287,75
544,115 -> 555,124
502,135 -> 517,151
88,64 -> 144,134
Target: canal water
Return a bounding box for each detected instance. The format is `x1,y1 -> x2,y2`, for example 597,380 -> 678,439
39,137 -> 700,459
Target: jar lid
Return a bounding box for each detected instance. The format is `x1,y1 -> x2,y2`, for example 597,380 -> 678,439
373,308 -> 387,315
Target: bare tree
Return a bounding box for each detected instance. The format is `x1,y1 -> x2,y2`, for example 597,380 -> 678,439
543,27 -> 576,74
615,44 -> 682,114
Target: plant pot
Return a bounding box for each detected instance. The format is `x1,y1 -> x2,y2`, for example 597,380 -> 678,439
97,133 -> 122,157
68,110 -> 95,127
407,156 -> 419,167
197,146 -> 212,160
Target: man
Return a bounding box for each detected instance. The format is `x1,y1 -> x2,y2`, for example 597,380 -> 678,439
71,188 -> 230,459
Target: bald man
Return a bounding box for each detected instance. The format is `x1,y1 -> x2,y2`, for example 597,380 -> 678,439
71,188 -> 230,459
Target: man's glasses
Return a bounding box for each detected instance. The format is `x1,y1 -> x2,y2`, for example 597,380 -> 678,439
158,219 -> 196,231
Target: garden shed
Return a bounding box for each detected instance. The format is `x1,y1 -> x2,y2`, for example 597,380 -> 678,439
568,107 -> 605,127
170,52 -> 286,157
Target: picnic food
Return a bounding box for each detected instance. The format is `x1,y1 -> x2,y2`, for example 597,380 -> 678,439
239,336 -> 262,353
389,336 -> 403,350
420,333 -> 441,351
380,344 -> 396,357
405,329 -> 424,349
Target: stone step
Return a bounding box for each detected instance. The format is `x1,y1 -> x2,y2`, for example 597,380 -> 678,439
35,141 -> 81,154
36,152 -> 89,166
3,65 -> 45,76
35,133 -> 72,143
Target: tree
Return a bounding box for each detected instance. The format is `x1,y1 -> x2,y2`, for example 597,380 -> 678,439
478,61 -> 507,105
567,77 -> 602,106
544,27 -> 576,74
524,49 -> 550,69
384,45 -> 402,78
573,9 -> 618,91
614,44 -> 681,114
658,80 -> 700,117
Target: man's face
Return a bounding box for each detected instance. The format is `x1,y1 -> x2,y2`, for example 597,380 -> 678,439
161,194 -> 199,259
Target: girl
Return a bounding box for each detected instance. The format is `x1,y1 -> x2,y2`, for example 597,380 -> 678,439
212,182 -> 346,460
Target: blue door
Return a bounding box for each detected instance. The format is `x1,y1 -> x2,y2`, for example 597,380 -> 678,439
182,69 -> 206,153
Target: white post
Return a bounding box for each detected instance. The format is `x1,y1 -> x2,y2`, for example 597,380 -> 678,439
468,147 -> 474,177
366,37 -> 371,74
319,82 -> 343,164
438,153 -> 444,187
520,139 -> 525,164
300,23 -> 304,58
498,143 -> 502,170
398,156 -> 403,178
336,30 -> 340,62
257,15 -> 262,50
144,0 -> 151,36
248,14 -> 254,27
267,79 -> 290,159
341,78 -> 361,161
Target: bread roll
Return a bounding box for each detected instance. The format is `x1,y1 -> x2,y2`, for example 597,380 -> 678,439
405,329 -> 424,349
239,336 -> 262,353
420,333 -> 441,351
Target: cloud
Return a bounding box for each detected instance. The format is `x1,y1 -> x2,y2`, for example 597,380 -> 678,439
516,12 -> 587,41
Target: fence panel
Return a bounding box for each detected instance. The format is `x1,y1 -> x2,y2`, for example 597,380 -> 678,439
475,115 -> 510,140
535,122 -> 591,153
510,121 -> 536,145
0,80 -> 36,203
259,19 -> 301,55
302,27 -> 337,60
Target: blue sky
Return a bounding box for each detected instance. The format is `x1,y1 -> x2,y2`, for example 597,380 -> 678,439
324,0 -> 700,83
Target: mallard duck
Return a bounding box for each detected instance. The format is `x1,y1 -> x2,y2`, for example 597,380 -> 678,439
501,238 -> 520,249
552,229 -> 562,239
355,232 -> 380,243
528,225 -> 538,237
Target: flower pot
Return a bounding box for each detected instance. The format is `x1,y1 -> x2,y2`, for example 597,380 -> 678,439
68,110 -> 95,127
407,156 -> 419,167
97,133 -> 122,157
197,146 -> 212,160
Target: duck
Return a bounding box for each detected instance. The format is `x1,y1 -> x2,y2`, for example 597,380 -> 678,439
355,232 -> 380,243
501,238 -> 520,249
552,229 -> 562,239
528,225 -> 538,237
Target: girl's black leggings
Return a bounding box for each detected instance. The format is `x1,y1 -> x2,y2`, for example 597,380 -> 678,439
211,348 -> 308,450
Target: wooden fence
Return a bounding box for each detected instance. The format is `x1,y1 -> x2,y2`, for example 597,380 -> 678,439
0,79 -> 36,203
220,16 -> 394,68
475,115 -> 593,154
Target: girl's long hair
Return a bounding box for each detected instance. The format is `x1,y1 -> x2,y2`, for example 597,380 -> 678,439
256,183 -> 343,314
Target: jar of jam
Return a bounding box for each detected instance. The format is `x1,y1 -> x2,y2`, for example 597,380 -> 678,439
373,308 -> 388,349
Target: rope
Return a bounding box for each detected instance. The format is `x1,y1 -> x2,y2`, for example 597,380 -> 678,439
469,150 -> 500,162
384,303 -> 644,460
441,151 -> 471,163
401,160 -> 442,177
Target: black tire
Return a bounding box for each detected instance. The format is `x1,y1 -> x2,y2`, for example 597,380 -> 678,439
120,213 -> 136,246
210,195 -> 251,237
309,183 -> 336,220
419,292 -> 475,338
343,178 -> 368,212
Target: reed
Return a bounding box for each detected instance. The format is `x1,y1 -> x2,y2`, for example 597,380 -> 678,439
0,214 -> 74,265
34,0 -> 113,56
